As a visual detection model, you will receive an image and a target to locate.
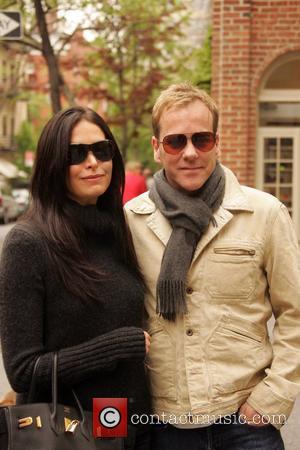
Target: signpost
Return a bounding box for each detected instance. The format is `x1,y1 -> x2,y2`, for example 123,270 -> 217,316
0,11 -> 22,40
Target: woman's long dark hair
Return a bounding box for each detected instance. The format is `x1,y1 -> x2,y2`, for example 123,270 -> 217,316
23,106 -> 144,299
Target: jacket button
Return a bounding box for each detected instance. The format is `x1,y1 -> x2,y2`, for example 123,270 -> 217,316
186,287 -> 193,294
186,329 -> 193,336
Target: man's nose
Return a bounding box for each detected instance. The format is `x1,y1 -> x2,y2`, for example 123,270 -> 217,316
182,138 -> 198,160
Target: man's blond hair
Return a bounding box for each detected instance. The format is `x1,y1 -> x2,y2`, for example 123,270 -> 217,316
152,82 -> 219,138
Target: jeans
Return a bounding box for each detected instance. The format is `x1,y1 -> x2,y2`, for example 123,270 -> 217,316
150,415 -> 285,450
125,425 -> 151,450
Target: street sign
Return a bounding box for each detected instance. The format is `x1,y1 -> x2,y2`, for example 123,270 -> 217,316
0,11 -> 22,40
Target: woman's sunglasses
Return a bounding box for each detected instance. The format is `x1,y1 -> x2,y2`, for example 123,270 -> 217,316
68,140 -> 115,165
159,132 -> 216,155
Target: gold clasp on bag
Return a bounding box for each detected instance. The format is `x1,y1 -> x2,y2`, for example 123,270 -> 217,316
18,416 -> 42,429
18,417 -> 33,428
36,416 -> 42,428
64,418 -> 80,433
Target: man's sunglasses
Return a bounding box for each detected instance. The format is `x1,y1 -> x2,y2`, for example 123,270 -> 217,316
159,132 -> 216,155
68,140 -> 115,165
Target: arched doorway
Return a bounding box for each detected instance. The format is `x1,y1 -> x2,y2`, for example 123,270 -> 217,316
257,53 -> 300,237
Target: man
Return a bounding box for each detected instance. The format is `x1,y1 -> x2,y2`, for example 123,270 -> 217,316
124,83 -> 300,450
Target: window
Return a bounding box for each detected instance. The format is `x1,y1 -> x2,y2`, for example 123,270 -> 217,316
258,53 -> 300,237
11,117 -> 15,137
264,59 -> 300,89
2,60 -> 7,83
259,102 -> 300,126
263,137 -> 293,215
2,116 -> 7,137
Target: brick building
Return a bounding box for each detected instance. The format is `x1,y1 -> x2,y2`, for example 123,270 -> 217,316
212,0 -> 300,237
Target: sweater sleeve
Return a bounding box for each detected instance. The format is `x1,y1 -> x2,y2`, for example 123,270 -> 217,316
0,226 -> 146,393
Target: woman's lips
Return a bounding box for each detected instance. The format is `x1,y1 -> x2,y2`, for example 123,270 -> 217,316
81,174 -> 104,180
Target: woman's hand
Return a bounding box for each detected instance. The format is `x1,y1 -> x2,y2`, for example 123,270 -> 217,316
143,331 -> 151,354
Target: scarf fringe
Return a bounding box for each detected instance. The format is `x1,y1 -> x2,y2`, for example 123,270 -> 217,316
157,280 -> 187,322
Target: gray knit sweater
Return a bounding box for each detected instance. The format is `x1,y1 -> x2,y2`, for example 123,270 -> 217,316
0,203 -> 150,418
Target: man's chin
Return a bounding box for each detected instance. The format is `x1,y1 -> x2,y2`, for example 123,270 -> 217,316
177,181 -> 207,193
166,172 -> 209,192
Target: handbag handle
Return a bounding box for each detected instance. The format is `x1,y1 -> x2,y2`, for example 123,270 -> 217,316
27,355 -> 42,404
50,352 -> 58,434
27,352 -> 90,439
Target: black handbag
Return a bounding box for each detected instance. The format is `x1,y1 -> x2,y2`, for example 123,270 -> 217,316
0,353 -> 124,450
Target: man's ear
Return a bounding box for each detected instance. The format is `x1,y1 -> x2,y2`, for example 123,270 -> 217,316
152,136 -> 161,163
215,134 -> 221,158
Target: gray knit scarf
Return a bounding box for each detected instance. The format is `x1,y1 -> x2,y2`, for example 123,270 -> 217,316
149,162 -> 225,321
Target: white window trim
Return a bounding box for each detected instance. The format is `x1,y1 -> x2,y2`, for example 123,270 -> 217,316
257,127 -> 300,236
259,89 -> 300,102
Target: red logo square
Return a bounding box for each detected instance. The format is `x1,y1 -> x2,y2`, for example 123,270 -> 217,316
93,398 -> 128,438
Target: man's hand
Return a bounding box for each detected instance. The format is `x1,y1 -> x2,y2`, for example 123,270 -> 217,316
239,402 -> 268,427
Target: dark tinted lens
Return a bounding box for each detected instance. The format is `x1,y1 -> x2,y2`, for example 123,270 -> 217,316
163,134 -> 187,153
92,140 -> 114,161
68,140 -> 114,165
69,144 -> 88,165
192,132 -> 215,152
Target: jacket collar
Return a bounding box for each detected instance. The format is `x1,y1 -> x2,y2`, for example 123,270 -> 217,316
127,166 -> 255,259
128,165 -> 254,216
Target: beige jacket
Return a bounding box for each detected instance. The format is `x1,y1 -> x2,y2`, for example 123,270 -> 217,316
124,166 -> 300,429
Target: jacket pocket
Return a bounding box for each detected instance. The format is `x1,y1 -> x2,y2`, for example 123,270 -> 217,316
208,317 -> 271,396
204,246 -> 257,302
145,320 -> 177,400
213,248 -> 256,256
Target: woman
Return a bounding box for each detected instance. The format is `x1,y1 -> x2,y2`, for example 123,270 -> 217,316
0,107 -> 151,449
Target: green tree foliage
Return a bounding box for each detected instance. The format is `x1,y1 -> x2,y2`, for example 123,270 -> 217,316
3,0 -> 208,167
176,26 -> 212,93
194,26 -> 212,92
84,0 -> 189,160
3,0 -> 79,113
15,121 -> 37,171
